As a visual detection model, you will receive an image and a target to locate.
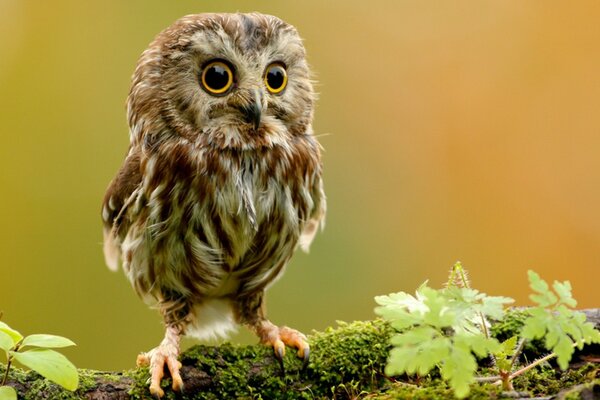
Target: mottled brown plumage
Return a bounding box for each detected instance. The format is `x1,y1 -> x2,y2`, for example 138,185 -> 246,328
101,12 -> 325,397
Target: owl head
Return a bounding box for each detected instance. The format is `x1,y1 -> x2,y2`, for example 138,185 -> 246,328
127,13 -> 315,151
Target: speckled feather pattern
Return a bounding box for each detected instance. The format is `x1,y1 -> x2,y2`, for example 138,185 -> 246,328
101,13 -> 325,340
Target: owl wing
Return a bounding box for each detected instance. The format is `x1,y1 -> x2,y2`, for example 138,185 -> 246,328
298,176 -> 326,252
101,148 -> 142,270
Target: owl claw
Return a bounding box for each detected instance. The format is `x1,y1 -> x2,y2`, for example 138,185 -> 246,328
276,352 -> 285,376
137,339 -> 183,398
262,325 -> 310,374
273,339 -> 286,375
301,347 -> 310,371
279,326 -> 310,363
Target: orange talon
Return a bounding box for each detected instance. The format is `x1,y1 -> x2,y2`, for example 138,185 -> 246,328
257,322 -> 310,374
138,326 -> 182,398
279,326 -> 309,357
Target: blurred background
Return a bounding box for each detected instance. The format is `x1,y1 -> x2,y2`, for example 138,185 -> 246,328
1,0 -> 599,370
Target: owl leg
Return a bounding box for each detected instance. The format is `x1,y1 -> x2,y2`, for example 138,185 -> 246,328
137,299 -> 188,397
234,292 -> 310,373
136,325 -> 184,397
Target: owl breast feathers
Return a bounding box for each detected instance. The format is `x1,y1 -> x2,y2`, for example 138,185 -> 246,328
101,13 -> 325,341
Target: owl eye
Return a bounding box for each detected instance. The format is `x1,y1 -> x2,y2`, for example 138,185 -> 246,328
201,60 -> 234,95
264,63 -> 287,94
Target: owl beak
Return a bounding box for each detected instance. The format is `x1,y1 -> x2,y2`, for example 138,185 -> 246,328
240,89 -> 263,130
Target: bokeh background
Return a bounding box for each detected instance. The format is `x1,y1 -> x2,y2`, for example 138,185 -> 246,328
1,0 -> 599,371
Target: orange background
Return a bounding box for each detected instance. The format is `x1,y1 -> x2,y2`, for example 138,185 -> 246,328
1,1 -> 598,370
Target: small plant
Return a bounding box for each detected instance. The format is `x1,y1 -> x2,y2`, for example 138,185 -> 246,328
374,263 -> 600,398
0,318 -> 78,400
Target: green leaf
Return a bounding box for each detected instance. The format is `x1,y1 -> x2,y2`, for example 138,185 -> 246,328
0,330 -> 14,352
386,331 -> 450,376
21,334 -> 76,349
521,308 -> 548,340
390,326 -> 439,347
414,337 -> 450,375
554,335 -> 575,370
440,344 -> 477,398
422,287 -> 455,328
580,320 -> 600,345
499,336 -> 518,355
527,270 -> 546,292
441,286 -> 513,336
0,386 -> 17,400
374,284 -> 433,330
495,336 -> 518,371
11,348 -> 79,391
552,280 -> 577,308
385,346 -> 417,376
465,334 -> 501,358
374,291 -> 424,311
0,323 -> 23,345
479,295 -> 514,320
375,286 -> 429,313
522,275 -> 600,370
528,270 -> 557,307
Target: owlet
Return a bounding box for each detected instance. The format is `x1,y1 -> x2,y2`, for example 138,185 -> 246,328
101,12 -> 325,397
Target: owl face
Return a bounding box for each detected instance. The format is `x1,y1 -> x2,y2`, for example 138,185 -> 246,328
129,13 -> 315,150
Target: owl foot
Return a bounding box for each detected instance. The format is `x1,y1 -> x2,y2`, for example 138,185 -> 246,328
136,326 -> 183,398
258,323 -> 310,374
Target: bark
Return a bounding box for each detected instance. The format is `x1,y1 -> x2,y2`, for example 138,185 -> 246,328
1,310 -> 598,400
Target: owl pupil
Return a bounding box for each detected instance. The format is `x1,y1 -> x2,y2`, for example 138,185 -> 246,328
267,68 -> 285,89
205,66 -> 229,90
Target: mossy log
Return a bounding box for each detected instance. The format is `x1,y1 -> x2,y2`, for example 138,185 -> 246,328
1,309 -> 599,400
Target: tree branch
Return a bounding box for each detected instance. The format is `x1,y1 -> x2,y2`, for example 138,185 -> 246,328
1,310 -> 598,399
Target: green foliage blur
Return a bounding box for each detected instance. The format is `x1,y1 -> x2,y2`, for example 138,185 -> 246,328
375,266 -> 600,397
1,0 -> 599,370
0,321 -> 78,397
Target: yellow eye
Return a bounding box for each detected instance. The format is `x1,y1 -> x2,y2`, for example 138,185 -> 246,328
201,60 -> 233,95
264,63 -> 287,94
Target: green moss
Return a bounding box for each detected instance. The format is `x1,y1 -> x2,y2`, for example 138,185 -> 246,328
360,382 -> 503,399
489,309 -> 551,361
0,316 -> 596,399
512,363 -> 598,397
126,320 -> 393,399
4,368 -> 79,399
124,365 -> 156,399
0,363 -> 135,399
489,310 -> 527,342
560,379 -> 600,400
180,343 -> 287,399
307,319 -> 393,393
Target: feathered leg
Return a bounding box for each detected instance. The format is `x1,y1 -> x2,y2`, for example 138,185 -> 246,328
137,325 -> 183,397
234,291 -> 309,373
137,297 -> 188,397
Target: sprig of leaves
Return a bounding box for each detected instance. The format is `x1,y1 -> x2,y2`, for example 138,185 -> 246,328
375,282 -> 513,398
375,265 -> 600,398
521,270 -> 600,369
0,321 -> 78,400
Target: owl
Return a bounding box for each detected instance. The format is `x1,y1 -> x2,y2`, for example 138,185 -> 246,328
101,12 -> 325,397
